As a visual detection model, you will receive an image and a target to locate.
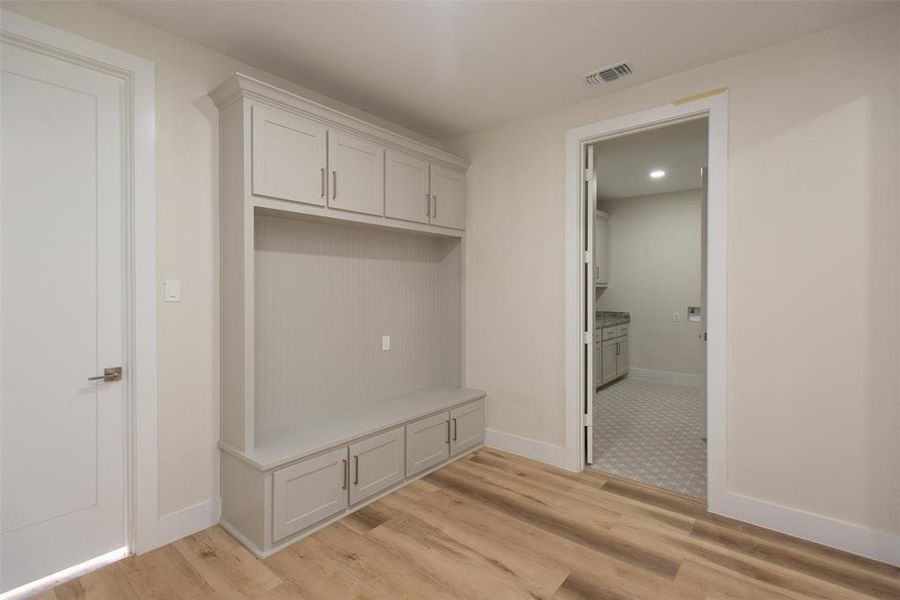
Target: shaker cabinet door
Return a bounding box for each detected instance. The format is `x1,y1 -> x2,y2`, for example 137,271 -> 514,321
386,150 -> 430,224
251,104 -> 327,206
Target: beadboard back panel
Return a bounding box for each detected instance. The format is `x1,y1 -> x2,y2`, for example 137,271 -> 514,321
254,215 -> 461,431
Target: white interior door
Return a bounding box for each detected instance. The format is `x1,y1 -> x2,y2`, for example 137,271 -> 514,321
1,38 -> 127,592
700,165 -> 708,441
584,144 -> 596,464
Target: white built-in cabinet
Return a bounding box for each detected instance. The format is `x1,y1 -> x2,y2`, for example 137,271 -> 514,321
251,104 -> 328,206
406,411 -> 451,475
599,325 -> 629,385
384,151 -> 467,229
211,73 -> 483,559
327,130 -> 384,216
429,164 -> 467,229
385,150 -> 430,224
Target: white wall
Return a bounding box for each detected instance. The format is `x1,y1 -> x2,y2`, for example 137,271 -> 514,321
1,1 -> 443,519
597,190 -> 702,376
446,10 -> 900,537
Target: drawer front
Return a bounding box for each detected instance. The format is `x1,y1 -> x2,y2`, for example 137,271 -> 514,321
349,427 -> 405,505
601,326 -> 618,340
450,399 -> 485,456
272,447 -> 348,542
405,411 -> 450,477
615,324 -> 629,338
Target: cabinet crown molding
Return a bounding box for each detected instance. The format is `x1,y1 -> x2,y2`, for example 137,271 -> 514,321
209,73 -> 469,170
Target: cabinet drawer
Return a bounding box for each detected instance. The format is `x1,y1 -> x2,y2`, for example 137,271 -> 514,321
450,399 -> 484,456
349,427 -> 404,505
406,411 -> 450,477
601,326 -> 618,340
615,324 -> 629,338
272,447 -> 348,542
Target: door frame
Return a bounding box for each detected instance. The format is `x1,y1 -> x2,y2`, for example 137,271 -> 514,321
1,7 -> 158,569
563,92 -> 728,512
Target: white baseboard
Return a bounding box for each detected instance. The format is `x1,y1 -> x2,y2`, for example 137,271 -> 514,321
142,497 -> 222,553
712,491 -> 900,567
487,429 -> 899,566
628,367 -> 701,387
484,428 -> 576,472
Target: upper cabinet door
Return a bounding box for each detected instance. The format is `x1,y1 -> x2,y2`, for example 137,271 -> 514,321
251,104 -> 327,206
385,150 -> 430,225
429,165 -> 466,230
328,130 -> 384,217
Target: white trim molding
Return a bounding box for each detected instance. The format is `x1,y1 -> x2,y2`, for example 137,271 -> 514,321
716,492 -> 900,566
564,93 -> 729,480
150,498 -> 223,552
0,8 -> 161,559
484,429 -> 571,471
627,368 -> 702,387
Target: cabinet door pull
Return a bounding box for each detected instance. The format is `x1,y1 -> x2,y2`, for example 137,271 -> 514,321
320,167 -> 326,198
425,193 -> 430,218
452,418 -> 458,441
353,455 -> 359,485
616,342 -> 620,356
342,458 -> 348,490
446,420 -> 451,443
332,171 -> 337,200
432,194 -> 437,218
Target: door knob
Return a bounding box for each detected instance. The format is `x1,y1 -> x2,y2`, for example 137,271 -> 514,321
88,366 -> 122,382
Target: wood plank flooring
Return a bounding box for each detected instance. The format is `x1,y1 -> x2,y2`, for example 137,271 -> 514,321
35,449 -> 899,599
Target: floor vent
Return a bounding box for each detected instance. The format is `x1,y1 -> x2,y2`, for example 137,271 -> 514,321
584,62 -> 633,86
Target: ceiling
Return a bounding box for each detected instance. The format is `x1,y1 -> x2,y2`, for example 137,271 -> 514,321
104,1 -> 892,141
592,118 -> 707,201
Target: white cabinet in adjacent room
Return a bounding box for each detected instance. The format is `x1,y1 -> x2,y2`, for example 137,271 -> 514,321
616,335 -> 629,378
272,447 -> 348,542
429,164 -> 466,230
385,150 -> 430,224
348,428 -> 405,505
251,104 -> 328,206
327,130 -> 384,216
601,339 -> 618,385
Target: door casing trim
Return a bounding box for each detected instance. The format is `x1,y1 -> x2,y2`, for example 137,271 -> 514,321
563,93 -> 729,516
0,9 -> 159,558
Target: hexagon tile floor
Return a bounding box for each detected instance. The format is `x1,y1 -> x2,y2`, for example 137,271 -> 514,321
591,376 -> 707,499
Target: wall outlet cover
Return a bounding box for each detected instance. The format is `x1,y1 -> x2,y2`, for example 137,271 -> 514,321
382,335 -> 390,351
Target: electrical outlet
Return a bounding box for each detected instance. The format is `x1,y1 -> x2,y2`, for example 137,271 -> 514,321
382,335 -> 391,351
673,312 -> 681,323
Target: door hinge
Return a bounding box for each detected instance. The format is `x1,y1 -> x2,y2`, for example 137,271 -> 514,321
584,168 -> 592,182
583,250 -> 591,264
582,331 -> 592,344
583,413 -> 591,427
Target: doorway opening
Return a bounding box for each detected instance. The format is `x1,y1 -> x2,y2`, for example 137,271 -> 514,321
584,118 -> 709,499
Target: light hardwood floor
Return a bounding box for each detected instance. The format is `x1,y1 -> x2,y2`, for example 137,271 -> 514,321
36,449 -> 899,599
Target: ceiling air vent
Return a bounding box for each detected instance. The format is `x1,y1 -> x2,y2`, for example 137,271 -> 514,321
584,62 -> 633,86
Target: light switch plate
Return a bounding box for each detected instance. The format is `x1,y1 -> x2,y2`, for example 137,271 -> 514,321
382,335 -> 390,351
164,279 -> 180,302
673,312 -> 681,322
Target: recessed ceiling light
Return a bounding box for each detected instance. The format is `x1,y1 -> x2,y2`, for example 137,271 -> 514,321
650,170 -> 666,179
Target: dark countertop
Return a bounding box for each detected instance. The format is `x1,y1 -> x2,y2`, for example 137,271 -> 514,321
596,311 -> 630,329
